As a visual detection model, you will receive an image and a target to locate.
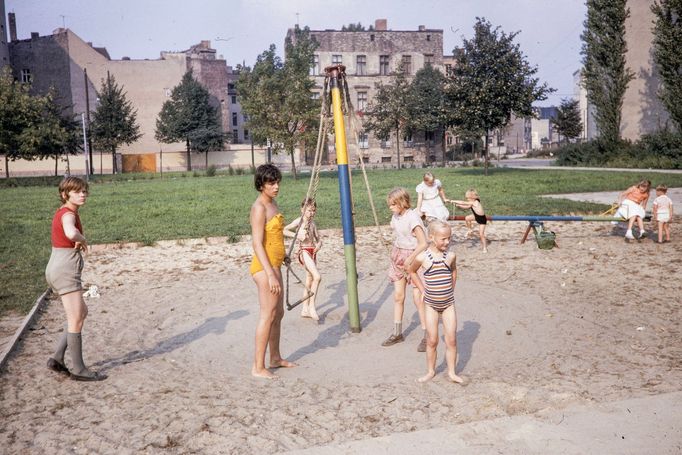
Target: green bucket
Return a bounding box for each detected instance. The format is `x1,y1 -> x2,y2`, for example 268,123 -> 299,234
532,224 -> 557,250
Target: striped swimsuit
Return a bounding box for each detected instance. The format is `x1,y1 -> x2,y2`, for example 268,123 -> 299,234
422,250 -> 454,312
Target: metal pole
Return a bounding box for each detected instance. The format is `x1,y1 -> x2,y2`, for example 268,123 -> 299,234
81,113 -> 90,182
325,64 -> 361,333
84,69 -> 94,175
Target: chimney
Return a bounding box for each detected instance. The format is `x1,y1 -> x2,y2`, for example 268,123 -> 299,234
8,12 -> 17,41
31,32 -> 39,40
418,25 -> 426,31
375,19 -> 387,31
200,40 -> 210,49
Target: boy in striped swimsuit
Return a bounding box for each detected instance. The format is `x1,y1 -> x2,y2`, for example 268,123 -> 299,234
409,220 -> 464,384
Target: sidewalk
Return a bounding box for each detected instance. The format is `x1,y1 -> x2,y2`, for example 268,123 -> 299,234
499,160 -> 682,174
282,392 -> 682,455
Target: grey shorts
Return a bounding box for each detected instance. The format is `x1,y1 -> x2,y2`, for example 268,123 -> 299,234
45,248 -> 84,295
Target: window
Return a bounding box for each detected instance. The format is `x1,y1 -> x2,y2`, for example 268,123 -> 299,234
332,54 -> 342,65
445,64 -> 453,76
380,139 -> 392,148
403,132 -> 413,147
310,54 -> 320,76
311,92 -> 320,100
424,54 -> 434,67
426,34 -> 431,42
429,154 -> 437,162
403,155 -> 414,162
357,91 -> 367,111
370,34 -> 375,41
401,55 -> 411,75
362,156 -> 370,163
359,133 -> 368,149
381,156 -> 392,163
232,113 -> 238,126
243,113 -> 249,122
21,69 -> 32,83
231,95 -> 237,104
379,55 -> 389,75
425,131 -> 435,142
233,129 -> 239,143
228,83 -> 235,91
356,55 -> 366,75
244,129 -> 250,141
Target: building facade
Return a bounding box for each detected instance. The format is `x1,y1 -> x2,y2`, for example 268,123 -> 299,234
0,2 -> 8,69
293,19 -> 446,165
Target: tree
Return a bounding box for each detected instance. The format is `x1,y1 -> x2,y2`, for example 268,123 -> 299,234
155,70 -> 223,171
552,98 -> 583,143
91,74 -> 141,174
447,18 -> 553,174
363,66 -> 412,169
341,23 -> 373,31
409,65 -> 449,164
581,0 -> 634,144
651,0 -> 682,131
237,27 -> 319,179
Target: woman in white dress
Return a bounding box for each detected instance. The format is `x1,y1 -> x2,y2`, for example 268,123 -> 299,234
415,172 -> 450,225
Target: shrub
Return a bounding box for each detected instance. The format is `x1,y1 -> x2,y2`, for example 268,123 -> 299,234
206,165 -> 217,177
228,165 -> 235,176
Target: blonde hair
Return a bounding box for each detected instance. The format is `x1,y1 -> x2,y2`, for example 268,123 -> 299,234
656,184 -> 667,193
428,219 -> 451,236
59,176 -> 89,203
465,188 -> 479,200
423,172 -> 434,183
387,187 -> 411,210
637,180 -> 651,190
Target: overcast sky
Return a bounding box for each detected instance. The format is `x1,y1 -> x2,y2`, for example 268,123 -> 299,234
5,0 -> 586,106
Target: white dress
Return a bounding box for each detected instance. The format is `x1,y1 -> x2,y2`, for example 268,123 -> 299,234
653,195 -> 673,222
416,179 -> 449,221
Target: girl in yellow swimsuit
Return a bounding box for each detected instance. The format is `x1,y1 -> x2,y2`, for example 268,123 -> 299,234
249,164 -> 295,379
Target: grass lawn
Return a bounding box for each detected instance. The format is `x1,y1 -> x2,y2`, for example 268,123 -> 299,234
2,167 -> 681,317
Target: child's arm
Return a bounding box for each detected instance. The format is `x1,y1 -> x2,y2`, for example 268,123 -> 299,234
453,200 -> 473,209
283,216 -> 302,238
450,254 -> 457,288
62,212 -> 87,251
404,225 -> 428,268
438,186 -> 448,203
670,200 -> 674,222
416,191 -> 425,216
408,252 -> 426,296
312,222 -> 323,251
653,201 -> 659,221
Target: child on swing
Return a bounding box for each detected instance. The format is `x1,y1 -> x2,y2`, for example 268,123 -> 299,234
284,198 -> 323,321
382,188 -> 428,351
409,220 -> 464,384
450,188 -> 488,253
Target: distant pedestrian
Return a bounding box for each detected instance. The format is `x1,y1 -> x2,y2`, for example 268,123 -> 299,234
45,176 -> 106,381
653,184 -> 673,243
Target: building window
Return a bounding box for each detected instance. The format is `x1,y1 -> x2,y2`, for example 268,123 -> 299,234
362,156 -> 370,163
403,132 -> 413,147
332,54 -> 342,65
425,131 -> 435,142
311,54 -> 320,76
232,113 -> 238,126
445,64 -> 453,76
359,133 -> 369,149
357,91 -> 367,111
356,55 -> 366,75
380,139 -> 392,148
370,34 -> 375,41
401,55 -> 411,75
21,69 -> 32,83
381,156 -> 392,163
232,129 -> 239,143
244,129 -> 250,141
231,95 -> 237,104
243,113 -> 249,122
228,83 -> 235,91
426,34 -> 431,42
311,92 -> 320,100
403,155 -> 414,162
424,54 -> 434,67
379,55 -> 389,75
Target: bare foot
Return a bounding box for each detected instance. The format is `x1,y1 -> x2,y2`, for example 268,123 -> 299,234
482,248 -> 488,253
270,359 -> 297,369
251,367 -> 278,380
448,372 -> 465,384
308,308 -> 320,321
417,371 -> 436,383
300,303 -> 310,318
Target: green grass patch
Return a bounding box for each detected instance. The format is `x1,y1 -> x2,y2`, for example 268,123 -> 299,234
3,167 -> 682,317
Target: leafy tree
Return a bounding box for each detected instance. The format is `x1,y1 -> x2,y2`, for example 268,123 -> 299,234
552,98 -> 583,143
447,18 -> 553,174
91,74 -> 141,174
363,66 -> 412,169
409,65 -> 449,164
0,67 -> 38,177
651,0 -> 682,130
341,23 -> 373,31
581,0 -> 634,144
155,70 -> 223,171
237,26 -> 319,179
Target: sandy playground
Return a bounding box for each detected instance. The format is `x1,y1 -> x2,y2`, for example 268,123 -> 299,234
1,209 -> 681,453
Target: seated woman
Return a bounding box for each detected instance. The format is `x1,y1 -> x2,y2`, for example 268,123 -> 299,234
616,180 -> 651,240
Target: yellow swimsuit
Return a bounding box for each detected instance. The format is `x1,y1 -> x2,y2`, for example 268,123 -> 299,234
249,213 -> 286,275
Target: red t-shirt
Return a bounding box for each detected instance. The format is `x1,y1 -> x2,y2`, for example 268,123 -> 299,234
51,206 -> 83,248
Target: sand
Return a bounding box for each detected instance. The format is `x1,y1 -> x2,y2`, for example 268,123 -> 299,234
1,216 -> 681,453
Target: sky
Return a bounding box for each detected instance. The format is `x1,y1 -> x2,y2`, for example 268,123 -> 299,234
5,0 -> 587,106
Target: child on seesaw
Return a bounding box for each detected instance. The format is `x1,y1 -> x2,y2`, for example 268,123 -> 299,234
450,188 -> 488,253
408,220 -> 464,384
284,198 -> 323,321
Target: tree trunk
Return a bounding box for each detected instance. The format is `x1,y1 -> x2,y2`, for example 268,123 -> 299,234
442,129 -> 447,167
290,149 -> 297,180
205,150 -> 209,170
55,154 -> 59,176
5,155 -> 9,179
186,138 -> 192,171
112,149 -> 117,174
396,124 -> 401,170
484,129 -> 490,176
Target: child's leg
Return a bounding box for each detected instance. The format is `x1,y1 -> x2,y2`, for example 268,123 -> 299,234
464,215 -> 474,235
664,221 -> 671,241
418,306 -> 439,383
478,224 -> 488,252
636,216 -> 645,237
441,305 -> 464,383
302,252 -> 321,321
626,216 -> 636,238
382,279 -> 407,346
300,272 -> 312,317
61,291 -> 104,380
658,221 -> 664,243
